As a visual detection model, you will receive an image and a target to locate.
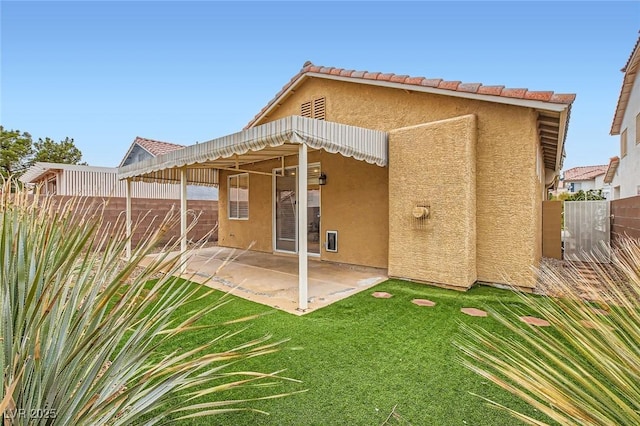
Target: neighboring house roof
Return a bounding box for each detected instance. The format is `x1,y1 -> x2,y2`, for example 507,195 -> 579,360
611,33 -> 640,135
603,156 -> 620,184
118,137 -> 185,167
136,137 -> 185,156
563,165 -> 608,182
245,61 -> 575,172
20,162 -> 117,183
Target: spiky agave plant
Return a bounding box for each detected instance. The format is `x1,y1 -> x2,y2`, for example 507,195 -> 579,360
0,180 -> 297,425
457,240 -> 640,426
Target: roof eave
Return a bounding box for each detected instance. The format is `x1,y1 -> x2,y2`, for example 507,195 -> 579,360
245,73 -> 309,129
603,157 -> 620,184
19,165 -> 56,183
246,71 -> 572,129
21,162 -> 118,183
611,35 -> 640,135
555,107 -> 570,172
311,73 -> 570,111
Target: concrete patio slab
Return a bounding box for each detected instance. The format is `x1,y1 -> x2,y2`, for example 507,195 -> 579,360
142,247 -> 387,315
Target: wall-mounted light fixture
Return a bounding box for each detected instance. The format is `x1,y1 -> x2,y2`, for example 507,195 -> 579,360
318,172 -> 327,186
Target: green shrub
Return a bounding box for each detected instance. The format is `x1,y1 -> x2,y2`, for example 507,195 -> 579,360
0,180 -> 296,425
457,240 -> 640,425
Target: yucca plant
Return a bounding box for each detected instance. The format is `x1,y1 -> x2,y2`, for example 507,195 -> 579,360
0,180 -> 297,425
457,240 -> 640,425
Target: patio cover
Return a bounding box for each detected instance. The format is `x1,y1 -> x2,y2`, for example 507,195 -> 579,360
117,115 -> 387,312
117,115 -> 388,185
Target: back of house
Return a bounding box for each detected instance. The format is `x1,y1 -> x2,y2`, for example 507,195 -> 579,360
212,62 -> 574,290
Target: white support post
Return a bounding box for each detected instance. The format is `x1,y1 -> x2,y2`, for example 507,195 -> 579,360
298,143 -> 308,311
125,178 -> 132,259
180,168 -> 188,274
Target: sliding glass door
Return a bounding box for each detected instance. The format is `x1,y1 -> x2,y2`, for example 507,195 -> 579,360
274,164 -> 321,255
275,168 -> 297,252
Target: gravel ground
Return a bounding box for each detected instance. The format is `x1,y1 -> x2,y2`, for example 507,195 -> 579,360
536,256 -> 634,303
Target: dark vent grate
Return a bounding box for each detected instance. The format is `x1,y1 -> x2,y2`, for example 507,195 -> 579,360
313,97 -> 326,120
301,101 -> 312,118
300,97 -> 326,120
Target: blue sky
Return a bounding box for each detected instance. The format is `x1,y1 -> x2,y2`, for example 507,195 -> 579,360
1,1 -> 638,170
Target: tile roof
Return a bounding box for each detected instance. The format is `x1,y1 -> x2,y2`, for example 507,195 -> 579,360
246,61 -> 576,128
563,165 -> 608,182
134,137 -> 185,156
611,32 -> 640,135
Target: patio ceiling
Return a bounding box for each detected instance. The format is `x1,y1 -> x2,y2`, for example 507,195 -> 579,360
117,115 -> 388,186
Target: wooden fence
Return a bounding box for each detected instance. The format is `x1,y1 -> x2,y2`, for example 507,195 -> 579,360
611,195 -> 640,247
542,201 -> 562,259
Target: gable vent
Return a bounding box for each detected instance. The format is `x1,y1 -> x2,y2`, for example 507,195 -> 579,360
300,97 -> 326,120
313,97 -> 326,120
301,100 -> 312,118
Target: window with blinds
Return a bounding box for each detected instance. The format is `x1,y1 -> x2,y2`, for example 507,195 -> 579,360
621,129 -> 628,158
228,173 -> 249,219
300,97 -> 326,120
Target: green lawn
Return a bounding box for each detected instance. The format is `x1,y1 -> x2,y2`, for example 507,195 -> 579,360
158,279 -> 549,425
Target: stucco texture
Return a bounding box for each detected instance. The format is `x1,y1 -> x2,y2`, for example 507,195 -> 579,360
388,115 -> 477,289
218,150 -> 388,269
259,77 -> 541,288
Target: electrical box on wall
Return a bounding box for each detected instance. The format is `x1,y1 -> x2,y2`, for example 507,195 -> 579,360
326,230 -> 338,252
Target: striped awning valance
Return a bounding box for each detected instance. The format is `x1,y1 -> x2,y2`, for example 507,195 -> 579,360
118,116 -> 388,186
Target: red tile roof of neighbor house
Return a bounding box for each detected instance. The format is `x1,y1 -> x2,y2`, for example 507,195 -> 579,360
246,61 -> 576,128
563,165 -> 608,182
134,137 -> 185,156
611,32 -> 640,135
119,137 -> 186,167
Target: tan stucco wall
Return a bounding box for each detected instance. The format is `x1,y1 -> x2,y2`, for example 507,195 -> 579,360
256,77 -> 541,288
472,103 -> 540,288
217,150 -> 388,269
218,156 -> 299,253
388,115 -> 477,289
